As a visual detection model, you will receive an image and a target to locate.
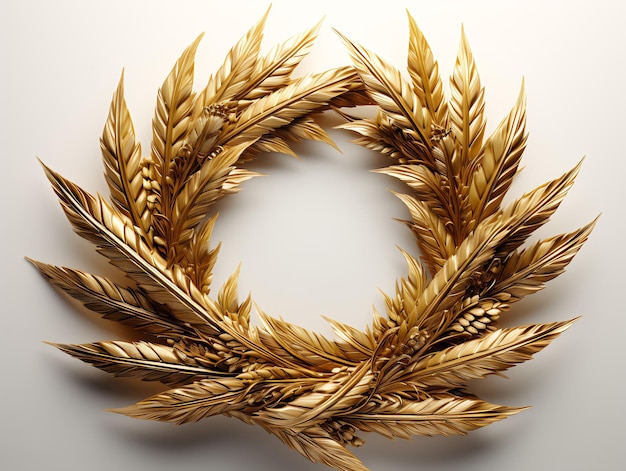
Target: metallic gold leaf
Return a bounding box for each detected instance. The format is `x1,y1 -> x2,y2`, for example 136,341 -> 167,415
100,72 -> 150,238
449,27 -> 485,164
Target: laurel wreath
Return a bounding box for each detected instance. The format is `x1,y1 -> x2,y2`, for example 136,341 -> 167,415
29,9 -> 596,471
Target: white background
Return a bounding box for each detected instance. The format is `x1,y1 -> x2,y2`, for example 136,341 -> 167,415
1,1 -> 625,470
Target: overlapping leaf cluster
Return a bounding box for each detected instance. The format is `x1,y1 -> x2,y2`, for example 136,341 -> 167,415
30,10 -> 595,471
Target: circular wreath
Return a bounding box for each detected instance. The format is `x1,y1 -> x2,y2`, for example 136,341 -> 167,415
30,9 -> 596,471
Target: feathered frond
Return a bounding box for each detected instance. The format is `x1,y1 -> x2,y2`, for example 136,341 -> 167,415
495,160 -> 582,255
347,396 -> 522,438
27,261 -> 189,338
241,19 -> 322,101
392,191 -> 455,272
325,317 -> 378,358
407,11 -> 448,125
215,265 -> 254,332
449,27 -> 485,165
339,116 -> 408,161
50,340 -> 227,385
220,66 -> 358,146
466,83 -> 527,234
100,72 -> 150,238
195,8 -> 269,107
151,35 -> 201,204
396,319 -> 576,390
170,142 -> 253,249
270,426 -> 368,471
183,214 -> 221,296
494,218 -> 598,301
112,377 -> 249,424
338,30 -> 432,148
257,312 -> 366,368
410,219 -> 508,335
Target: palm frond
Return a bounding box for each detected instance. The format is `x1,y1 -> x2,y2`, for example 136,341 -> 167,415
398,320 -> 576,390
50,340 -> 227,384
195,8 -> 268,106
449,27 -> 485,164
241,19 -> 322,101
100,72 -> 150,238
28,261 -> 189,338
407,11 -> 448,125
467,83 -> 527,233
348,396 -> 522,438
112,378 -> 249,424
338,30 -> 431,147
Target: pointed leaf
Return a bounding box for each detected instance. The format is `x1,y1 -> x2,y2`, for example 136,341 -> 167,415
196,8 -> 268,106
219,67 -> 357,146
151,35 -> 202,209
100,72 -> 149,237
241,19 -> 322,100
348,396 -> 522,438
112,378 -> 248,424
496,160 -> 582,255
407,12 -> 448,125
338,30 -> 431,146
51,340 -> 227,384
28,261 -> 189,338
271,426 -> 368,471
494,218 -> 598,301
449,27 -> 485,163
402,319 -> 576,389
468,83 -> 527,231
171,142 -> 252,246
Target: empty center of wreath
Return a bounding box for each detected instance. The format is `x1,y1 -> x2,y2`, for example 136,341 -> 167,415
210,142 -> 416,335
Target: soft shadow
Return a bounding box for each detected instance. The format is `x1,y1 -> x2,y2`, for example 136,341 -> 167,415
43,353 -> 165,400
355,418 -> 523,470
105,413 -> 324,471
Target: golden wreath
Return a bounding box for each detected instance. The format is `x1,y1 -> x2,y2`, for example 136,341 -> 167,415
29,9 -> 596,471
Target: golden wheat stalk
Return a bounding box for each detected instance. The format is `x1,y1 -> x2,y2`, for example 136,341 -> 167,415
29,9 -> 596,471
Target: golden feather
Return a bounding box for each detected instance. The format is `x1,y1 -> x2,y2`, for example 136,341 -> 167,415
407,11 -> 448,125
100,72 -> 150,237
195,8 -> 268,107
449,26 -> 486,165
50,340 -> 226,385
